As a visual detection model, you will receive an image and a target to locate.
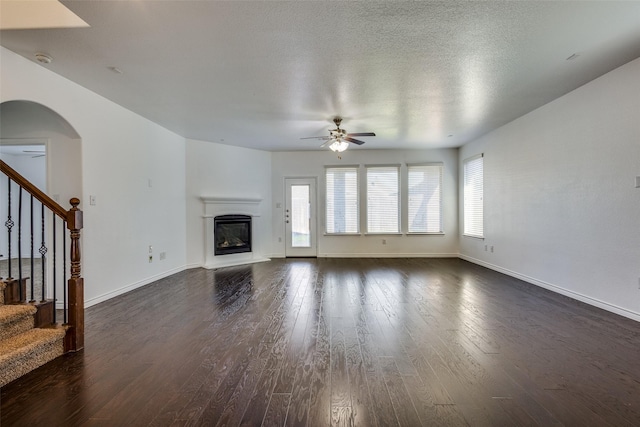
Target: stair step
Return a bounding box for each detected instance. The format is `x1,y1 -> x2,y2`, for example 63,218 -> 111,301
0,304 -> 37,341
1,278 -> 28,304
0,327 -> 66,387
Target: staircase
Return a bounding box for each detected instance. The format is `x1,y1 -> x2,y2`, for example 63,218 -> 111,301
0,160 -> 84,387
0,278 -> 65,387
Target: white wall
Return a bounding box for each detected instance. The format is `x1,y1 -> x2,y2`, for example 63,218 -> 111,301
459,57 -> 640,320
272,148 -> 459,258
1,47 -> 188,306
185,139 -> 272,267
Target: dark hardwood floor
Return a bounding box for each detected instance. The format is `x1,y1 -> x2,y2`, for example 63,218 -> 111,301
2,258 -> 640,426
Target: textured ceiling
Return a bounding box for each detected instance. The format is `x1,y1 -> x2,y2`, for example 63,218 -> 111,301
1,1 -> 640,151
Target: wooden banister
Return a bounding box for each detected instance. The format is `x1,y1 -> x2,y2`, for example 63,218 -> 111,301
65,197 -> 84,352
0,160 -> 67,220
1,159 -> 84,352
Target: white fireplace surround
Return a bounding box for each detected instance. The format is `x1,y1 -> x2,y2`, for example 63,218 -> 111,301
201,196 -> 270,269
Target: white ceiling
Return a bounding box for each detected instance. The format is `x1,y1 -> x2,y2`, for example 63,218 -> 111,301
1,1 -> 639,151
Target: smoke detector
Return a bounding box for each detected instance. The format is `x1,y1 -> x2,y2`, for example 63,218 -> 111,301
35,53 -> 53,64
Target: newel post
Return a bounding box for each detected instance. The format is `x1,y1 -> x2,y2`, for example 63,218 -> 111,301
65,197 -> 84,352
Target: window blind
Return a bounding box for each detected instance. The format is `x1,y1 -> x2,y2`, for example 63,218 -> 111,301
463,154 -> 484,237
325,167 -> 359,234
408,164 -> 442,233
366,166 -> 399,233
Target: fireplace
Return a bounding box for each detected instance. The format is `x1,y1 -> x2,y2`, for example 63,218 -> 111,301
202,196 -> 268,269
214,214 -> 252,256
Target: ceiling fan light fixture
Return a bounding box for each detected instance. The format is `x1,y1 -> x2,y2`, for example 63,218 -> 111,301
329,139 -> 349,153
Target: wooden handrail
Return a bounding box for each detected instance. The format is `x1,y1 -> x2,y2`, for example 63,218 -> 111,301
0,159 -> 67,220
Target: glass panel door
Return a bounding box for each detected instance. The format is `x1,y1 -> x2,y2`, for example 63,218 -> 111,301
291,185 -> 310,247
285,178 -> 317,257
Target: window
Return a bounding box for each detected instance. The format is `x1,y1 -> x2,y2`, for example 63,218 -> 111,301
325,166 -> 359,234
366,165 -> 399,233
408,164 -> 442,233
463,154 -> 484,237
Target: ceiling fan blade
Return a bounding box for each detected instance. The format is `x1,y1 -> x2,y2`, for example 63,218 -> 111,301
320,140 -> 333,148
301,136 -> 331,140
345,137 -> 365,145
346,132 -> 375,137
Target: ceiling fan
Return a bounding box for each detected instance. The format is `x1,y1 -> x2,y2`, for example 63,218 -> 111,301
23,149 -> 46,158
301,117 -> 375,152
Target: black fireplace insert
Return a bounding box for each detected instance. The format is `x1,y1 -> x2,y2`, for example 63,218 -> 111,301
214,214 -> 252,256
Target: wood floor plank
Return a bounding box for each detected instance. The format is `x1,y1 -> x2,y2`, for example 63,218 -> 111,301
2,258 -> 640,426
379,356 -> 422,426
263,393 -> 291,426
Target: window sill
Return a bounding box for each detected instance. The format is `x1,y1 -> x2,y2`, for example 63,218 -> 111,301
463,234 -> 484,240
324,233 -> 362,236
406,232 -> 445,236
364,232 -> 403,236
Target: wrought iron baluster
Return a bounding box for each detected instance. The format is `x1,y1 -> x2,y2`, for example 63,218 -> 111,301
18,187 -> 23,301
40,203 -> 47,302
5,177 -> 13,279
30,194 -> 34,302
53,216 -> 57,323
63,220 -> 67,324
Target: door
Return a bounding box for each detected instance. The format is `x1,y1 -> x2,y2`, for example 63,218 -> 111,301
285,178 -> 317,257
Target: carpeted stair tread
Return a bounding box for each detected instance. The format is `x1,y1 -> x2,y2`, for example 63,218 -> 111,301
0,304 -> 37,341
0,280 -> 6,304
0,304 -> 36,322
0,327 -> 66,387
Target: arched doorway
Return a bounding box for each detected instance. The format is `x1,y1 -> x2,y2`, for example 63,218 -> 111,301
0,100 -> 82,205
0,100 -> 82,301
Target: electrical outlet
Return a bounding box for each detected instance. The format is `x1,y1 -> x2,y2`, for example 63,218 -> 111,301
490,246 -> 494,253
159,252 -> 166,260
278,237 -> 282,242
635,176 -> 640,188
484,245 -> 488,251
148,255 -> 153,263
382,239 -> 387,245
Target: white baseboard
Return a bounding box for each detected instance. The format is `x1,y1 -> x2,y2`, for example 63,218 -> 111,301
319,252 -> 458,258
459,254 -> 640,323
83,265 -> 187,308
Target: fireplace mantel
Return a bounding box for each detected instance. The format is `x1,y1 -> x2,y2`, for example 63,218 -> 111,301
201,196 -> 269,269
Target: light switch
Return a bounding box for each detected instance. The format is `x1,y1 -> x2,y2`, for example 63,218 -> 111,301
635,176 -> 640,188
89,195 -> 96,206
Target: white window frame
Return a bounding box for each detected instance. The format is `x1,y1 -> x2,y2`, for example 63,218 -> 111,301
325,165 -> 360,235
365,164 -> 401,234
407,163 -> 443,234
463,154 -> 484,238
